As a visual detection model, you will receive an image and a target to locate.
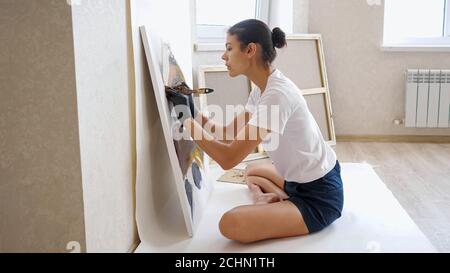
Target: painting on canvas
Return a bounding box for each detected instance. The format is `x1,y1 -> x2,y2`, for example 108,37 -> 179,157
139,26 -> 213,236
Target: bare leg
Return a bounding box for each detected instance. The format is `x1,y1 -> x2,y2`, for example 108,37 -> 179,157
219,201 -> 309,243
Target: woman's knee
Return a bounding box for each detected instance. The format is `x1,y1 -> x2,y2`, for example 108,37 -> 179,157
219,209 -> 239,239
245,174 -> 258,187
219,209 -> 253,243
244,162 -> 261,177
245,163 -> 259,186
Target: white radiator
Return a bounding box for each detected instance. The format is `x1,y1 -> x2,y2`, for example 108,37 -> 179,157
405,69 -> 450,128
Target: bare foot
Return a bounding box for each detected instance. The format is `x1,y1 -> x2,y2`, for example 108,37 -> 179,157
249,184 -> 281,204
249,184 -> 263,203
255,193 -> 281,205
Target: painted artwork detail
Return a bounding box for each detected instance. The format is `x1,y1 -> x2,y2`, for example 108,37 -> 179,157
184,179 -> 193,217
163,48 -> 214,95
162,44 -> 208,221
191,162 -> 202,190
140,26 -> 213,235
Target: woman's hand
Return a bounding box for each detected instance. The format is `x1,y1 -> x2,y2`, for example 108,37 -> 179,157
165,88 -> 199,123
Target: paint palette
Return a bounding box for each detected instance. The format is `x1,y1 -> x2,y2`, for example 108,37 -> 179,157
217,168 -> 246,185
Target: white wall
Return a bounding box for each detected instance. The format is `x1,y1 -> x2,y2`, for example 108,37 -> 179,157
71,0 -> 138,252
308,0 -> 450,136
269,0 -> 293,33
293,0 -> 309,33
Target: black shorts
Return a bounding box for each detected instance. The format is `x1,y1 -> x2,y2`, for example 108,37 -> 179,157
284,161 -> 344,233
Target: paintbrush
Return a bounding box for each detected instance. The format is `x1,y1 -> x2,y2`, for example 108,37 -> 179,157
165,82 -> 214,96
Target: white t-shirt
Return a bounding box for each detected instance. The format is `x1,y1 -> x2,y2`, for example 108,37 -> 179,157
245,69 -> 337,183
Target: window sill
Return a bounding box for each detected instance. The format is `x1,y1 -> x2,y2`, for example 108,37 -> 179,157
194,43 -> 224,52
381,44 -> 450,52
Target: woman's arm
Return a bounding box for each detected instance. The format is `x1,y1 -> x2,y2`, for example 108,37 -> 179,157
184,117 -> 268,170
196,111 -> 251,144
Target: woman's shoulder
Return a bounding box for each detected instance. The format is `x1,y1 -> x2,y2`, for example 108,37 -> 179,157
268,71 -> 301,96
266,71 -> 306,108
269,70 -> 297,88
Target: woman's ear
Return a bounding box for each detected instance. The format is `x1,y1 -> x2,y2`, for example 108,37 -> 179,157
246,43 -> 257,58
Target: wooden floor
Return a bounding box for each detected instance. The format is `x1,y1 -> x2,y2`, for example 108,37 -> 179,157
333,142 -> 450,252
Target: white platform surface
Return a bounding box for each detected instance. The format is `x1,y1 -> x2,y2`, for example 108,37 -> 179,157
136,163 -> 437,253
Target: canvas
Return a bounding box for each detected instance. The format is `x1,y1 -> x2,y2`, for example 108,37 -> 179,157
272,34 -> 336,144
140,26 -> 213,236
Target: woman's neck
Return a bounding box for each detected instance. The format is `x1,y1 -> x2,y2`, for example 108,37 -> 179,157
246,65 -> 273,93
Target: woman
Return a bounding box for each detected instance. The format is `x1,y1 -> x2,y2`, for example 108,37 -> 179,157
166,19 -> 343,244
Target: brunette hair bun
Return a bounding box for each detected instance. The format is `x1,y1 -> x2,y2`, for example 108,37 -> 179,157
272,27 -> 287,48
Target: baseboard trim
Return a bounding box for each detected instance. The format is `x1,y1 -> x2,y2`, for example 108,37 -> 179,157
336,135 -> 450,143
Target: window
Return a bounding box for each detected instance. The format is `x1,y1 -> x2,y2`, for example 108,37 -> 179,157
383,0 -> 450,47
196,0 -> 269,44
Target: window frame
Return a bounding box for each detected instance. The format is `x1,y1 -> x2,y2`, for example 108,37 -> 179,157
195,0 -> 270,44
382,0 -> 450,51
445,0 -> 450,36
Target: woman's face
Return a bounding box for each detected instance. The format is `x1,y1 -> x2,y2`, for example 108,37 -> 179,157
221,34 -> 250,77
